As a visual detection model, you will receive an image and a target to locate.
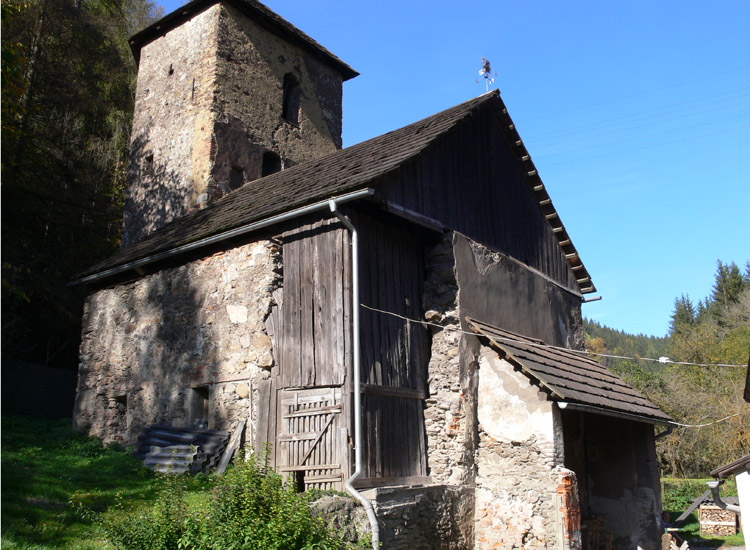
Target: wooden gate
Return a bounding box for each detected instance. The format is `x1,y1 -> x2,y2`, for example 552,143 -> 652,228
276,387 -> 347,490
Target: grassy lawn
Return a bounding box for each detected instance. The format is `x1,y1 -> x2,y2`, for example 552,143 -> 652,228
662,477 -> 745,549
1,416 -> 207,549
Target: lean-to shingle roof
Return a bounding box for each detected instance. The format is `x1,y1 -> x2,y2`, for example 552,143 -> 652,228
467,317 -> 672,424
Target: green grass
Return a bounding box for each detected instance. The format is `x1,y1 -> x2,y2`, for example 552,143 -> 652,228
1,415 -> 206,549
1,416 -> 367,550
662,477 -> 745,548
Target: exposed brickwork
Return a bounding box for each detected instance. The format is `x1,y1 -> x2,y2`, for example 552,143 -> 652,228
74,241 -> 281,445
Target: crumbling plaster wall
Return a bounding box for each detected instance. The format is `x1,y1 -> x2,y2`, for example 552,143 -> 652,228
123,4 -> 345,247
418,231 -> 586,548
473,346 -> 573,549
74,240 -> 281,445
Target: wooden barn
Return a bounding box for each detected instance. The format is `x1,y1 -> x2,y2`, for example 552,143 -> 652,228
73,0 -> 672,547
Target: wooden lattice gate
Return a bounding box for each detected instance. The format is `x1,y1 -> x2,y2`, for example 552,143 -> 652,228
276,387 -> 347,490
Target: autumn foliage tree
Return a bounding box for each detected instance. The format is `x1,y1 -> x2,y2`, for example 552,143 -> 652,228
585,260 -> 750,477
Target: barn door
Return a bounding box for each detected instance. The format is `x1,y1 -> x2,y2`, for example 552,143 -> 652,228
276,387 -> 347,490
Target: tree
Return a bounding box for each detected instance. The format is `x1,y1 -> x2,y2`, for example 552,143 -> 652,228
1,0 -> 161,368
669,294 -> 695,337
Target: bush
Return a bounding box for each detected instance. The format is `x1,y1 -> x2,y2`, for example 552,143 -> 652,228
94,451 -> 369,550
662,477 -> 737,513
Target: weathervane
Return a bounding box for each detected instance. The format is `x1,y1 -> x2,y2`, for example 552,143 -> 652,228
476,57 -> 498,92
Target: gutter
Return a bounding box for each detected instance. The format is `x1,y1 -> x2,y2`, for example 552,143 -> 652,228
557,401 -> 671,426
329,199 -> 380,550
71,188 -> 375,286
707,480 -> 741,514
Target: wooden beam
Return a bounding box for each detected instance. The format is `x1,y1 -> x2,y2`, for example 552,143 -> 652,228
361,384 -> 426,400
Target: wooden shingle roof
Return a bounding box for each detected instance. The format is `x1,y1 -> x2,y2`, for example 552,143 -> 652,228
467,317 -> 672,424
80,91 -> 595,293
82,93 -> 496,279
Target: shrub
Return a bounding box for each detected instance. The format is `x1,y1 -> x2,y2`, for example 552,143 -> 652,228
93,451 -> 369,550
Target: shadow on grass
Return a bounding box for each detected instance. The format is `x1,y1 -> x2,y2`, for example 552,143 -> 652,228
1,415 -> 162,548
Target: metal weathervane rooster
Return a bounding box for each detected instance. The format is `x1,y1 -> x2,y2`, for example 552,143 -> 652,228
476,57 -> 498,92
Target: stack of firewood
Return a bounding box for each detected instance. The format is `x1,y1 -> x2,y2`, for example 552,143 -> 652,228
699,504 -> 738,536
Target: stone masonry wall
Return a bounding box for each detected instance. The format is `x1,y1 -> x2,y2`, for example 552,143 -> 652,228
363,485 -> 474,550
74,240 -> 281,445
122,5 -> 220,247
217,3 -> 343,162
422,234 -> 473,487
473,346 -> 569,549
122,4 -> 346,247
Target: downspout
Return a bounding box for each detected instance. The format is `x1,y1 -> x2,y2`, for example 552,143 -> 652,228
707,480 -> 742,514
329,200 -> 380,550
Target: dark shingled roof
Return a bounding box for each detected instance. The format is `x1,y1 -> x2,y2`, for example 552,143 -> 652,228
711,454 -> 750,479
82,93 -> 497,278
129,0 -> 358,79
467,317 -> 672,424
80,91 -> 596,295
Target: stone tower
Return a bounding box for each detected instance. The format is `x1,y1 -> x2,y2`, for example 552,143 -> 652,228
121,0 -> 358,247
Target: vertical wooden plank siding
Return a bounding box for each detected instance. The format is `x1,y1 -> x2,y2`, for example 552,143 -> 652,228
378,112 -> 578,292
354,213 -> 429,480
280,219 -> 349,389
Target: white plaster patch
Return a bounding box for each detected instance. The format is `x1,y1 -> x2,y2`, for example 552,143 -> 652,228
477,347 -> 553,443
226,304 -> 248,323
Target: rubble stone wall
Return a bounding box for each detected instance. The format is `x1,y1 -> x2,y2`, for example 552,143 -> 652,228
123,5 -> 220,247
473,346 -> 566,549
362,485 -> 474,550
123,4 -> 346,247
74,240 -> 281,445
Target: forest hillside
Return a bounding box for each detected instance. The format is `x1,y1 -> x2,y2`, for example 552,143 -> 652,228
585,260 -> 750,477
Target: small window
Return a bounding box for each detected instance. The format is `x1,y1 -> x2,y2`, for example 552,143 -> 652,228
262,152 -> 281,177
229,166 -> 244,190
281,73 -> 301,125
190,386 -> 210,427
143,154 -> 154,175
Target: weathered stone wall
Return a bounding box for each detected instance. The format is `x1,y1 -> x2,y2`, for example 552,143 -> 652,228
122,5 -> 220,247
362,485 -> 474,550
122,4 -> 346,247
473,346 -> 567,549
74,240 -> 281,445
422,234 -> 475,487
217,3 -> 344,162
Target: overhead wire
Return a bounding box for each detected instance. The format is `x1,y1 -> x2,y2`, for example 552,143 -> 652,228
360,304 -> 747,429
517,64 -> 750,123
360,303 -> 747,368
524,86 -> 750,143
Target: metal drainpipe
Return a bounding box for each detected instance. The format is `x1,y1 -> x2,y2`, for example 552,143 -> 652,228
707,480 -> 742,514
329,199 -> 380,550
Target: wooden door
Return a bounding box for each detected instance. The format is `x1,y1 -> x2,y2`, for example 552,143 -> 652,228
276,387 -> 347,490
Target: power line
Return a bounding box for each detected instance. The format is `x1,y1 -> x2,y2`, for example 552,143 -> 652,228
517,65 -> 750,123
525,87 -> 750,143
537,122 -> 750,168
534,112 -> 750,160
528,95 -> 750,148
360,303 -> 747,369
670,413 -> 742,429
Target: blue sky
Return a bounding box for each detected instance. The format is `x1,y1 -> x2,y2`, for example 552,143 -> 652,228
159,0 -> 749,337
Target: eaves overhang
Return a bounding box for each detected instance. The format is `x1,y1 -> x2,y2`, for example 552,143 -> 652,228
128,0 -> 358,80
488,96 -> 596,295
